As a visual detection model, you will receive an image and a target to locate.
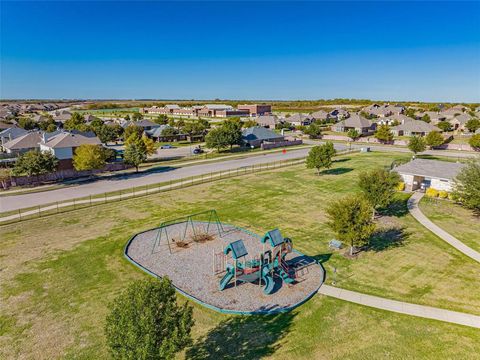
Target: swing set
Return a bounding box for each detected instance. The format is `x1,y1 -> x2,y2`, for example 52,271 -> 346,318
151,209 -> 225,254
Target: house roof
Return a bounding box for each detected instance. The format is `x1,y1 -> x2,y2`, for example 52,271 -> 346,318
451,113 -> 472,125
0,127 -> 28,140
0,122 -> 13,129
310,110 -> 329,120
2,131 -> 42,150
135,119 -> 160,128
338,114 -> 372,128
242,126 -> 284,142
394,159 -> 465,180
254,115 -> 279,126
42,132 -> 101,148
146,125 -> 174,137
385,114 -> 413,124
165,104 -> 180,109
392,120 -> 440,133
204,104 -> 233,110
287,113 -> 312,123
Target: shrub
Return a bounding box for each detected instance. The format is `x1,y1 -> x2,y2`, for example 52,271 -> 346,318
396,182 -> 405,191
438,190 -> 448,199
426,188 -> 439,197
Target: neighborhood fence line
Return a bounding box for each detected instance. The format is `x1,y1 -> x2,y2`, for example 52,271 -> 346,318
0,149 -> 358,225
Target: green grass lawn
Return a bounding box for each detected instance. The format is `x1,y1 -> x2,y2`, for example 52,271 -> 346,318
419,197 -> 480,252
1,152 -> 480,359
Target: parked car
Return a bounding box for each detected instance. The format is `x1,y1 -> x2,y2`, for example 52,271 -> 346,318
192,146 -> 203,154
160,144 -> 174,149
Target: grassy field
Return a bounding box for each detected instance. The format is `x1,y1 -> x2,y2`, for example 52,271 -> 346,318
1,152 -> 480,359
419,197 -> 480,252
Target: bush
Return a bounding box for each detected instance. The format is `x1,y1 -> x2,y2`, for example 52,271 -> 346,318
438,190 -> 448,199
425,188 -> 439,197
105,277 -> 193,360
396,182 -> 405,191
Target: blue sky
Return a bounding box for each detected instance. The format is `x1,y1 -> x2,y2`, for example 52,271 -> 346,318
1,1 -> 479,102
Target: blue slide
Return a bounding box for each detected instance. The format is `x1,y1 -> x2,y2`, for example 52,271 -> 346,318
219,266 -> 235,291
262,266 -> 275,294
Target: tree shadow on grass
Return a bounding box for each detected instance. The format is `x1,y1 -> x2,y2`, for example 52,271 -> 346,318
185,311 -> 296,360
366,227 -> 409,252
333,157 -> 351,163
379,198 -> 409,218
322,167 -> 353,175
312,253 -> 332,265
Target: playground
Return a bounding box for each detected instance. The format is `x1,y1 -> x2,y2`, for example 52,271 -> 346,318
125,210 -> 324,314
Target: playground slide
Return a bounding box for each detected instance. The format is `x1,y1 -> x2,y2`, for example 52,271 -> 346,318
219,269 -> 235,291
278,268 -> 295,284
262,266 -> 275,294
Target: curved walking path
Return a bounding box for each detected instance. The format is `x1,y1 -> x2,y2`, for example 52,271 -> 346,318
318,285 -> 480,328
317,191 -> 480,329
408,192 -> 480,263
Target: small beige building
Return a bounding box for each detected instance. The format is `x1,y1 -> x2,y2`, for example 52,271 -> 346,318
393,159 -> 465,192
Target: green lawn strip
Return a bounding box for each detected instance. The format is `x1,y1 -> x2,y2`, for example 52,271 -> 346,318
2,152 -> 480,358
419,197 -> 480,252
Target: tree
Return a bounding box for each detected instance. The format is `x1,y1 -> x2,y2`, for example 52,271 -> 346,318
347,129 -> 360,141
46,123 -> 57,132
105,277 -> 194,360
18,117 -> 37,130
304,123 -> 322,139
161,126 -> 179,137
242,119 -> 258,128
358,168 -> 401,218
437,121 -> 452,132
420,114 -> 431,123
154,114 -> 169,125
222,118 -> 243,149
374,125 -> 393,143
73,144 -> 107,171
305,142 -> 336,175
124,134 -> 147,172
142,133 -> 156,156
38,115 -> 56,132
12,150 -> 58,178
205,127 -> 229,152
404,108 -> 416,119
469,134 -> 480,150
453,159 -> 480,214
0,168 -> 11,190
408,136 -> 426,154
132,112 -> 143,121
64,112 -> 87,131
465,119 -> 480,133
424,131 -> 444,148
124,124 -> 143,141
326,194 -> 376,256
97,125 -> 118,144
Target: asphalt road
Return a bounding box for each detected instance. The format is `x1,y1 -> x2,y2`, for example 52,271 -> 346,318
0,143 -> 477,213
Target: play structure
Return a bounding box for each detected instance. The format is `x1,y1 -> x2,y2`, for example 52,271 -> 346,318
217,229 -> 296,294
125,209 -> 324,314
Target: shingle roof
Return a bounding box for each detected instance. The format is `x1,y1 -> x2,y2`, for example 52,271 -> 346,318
338,113 -> 372,128
393,159 -> 465,180
2,131 -> 42,150
254,115 -> 279,126
242,126 -> 284,141
146,125 -> 174,137
451,113 -> 472,125
135,119 -> 160,128
392,120 -> 440,133
0,127 -> 28,141
310,110 -> 329,120
42,132 -> 101,148
287,113 -> 312,123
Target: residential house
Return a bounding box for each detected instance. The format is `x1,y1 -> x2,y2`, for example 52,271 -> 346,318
254,115 -> 280,129
416,111 -> 446,125
145,125 -> 186,142
0,127 -> 28,147
440,106 -> 465,119
393,159 -> 465,192
310,110 -> 330,122
1,131 -> 44,154
40,132 -> 102,170
391,120 -> 441,137
450,114 -> 472,131
332,114 -> 376,135
242,126 -> 284,148
287,113 -> 313,127
329,108 -> 349,120
53,110 -> 72,124
378,114 -> 412,126
363,104 -> 404,118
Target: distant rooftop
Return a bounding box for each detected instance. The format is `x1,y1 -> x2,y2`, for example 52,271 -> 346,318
393,159 -> 465,180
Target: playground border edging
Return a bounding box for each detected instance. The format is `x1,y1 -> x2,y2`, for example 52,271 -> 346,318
123,222 -> 325,315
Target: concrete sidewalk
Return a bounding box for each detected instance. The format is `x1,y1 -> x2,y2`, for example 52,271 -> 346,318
319,285 -> 480,328
408,192 -> 480,263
